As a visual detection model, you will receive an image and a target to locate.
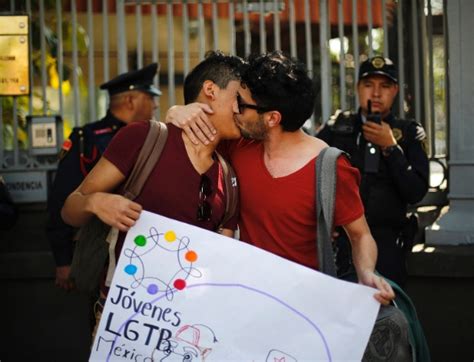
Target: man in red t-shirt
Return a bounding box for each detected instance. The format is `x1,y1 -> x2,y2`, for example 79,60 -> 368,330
168,52 -> 394,305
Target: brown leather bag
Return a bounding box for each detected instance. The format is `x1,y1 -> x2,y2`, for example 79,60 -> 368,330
70,120 -> 168,294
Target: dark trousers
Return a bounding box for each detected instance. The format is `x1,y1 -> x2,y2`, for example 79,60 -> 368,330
373,227 -> 408,286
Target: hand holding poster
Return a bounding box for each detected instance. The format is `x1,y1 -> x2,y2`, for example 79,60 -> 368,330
90,211 -> 379,361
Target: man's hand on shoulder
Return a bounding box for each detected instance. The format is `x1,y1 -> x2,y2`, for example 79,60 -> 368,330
165,103 -> 216,145
358,269 -> 395,305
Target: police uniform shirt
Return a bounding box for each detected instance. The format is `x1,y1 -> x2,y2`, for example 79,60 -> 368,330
317,110 -> 429,226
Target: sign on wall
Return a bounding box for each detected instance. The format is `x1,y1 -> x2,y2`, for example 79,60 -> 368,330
91,211 -> 379,361
0,15 -> 29,96
2,171 -> 47,203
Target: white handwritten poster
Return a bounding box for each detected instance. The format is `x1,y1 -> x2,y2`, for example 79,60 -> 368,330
90,211 -> 379,361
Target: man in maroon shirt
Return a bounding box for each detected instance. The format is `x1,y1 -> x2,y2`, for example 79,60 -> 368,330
62,51 -> 243,237
61,52 -> 245,330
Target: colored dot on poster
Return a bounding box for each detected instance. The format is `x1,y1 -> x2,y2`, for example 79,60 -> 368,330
124,264 -> 137,275
134,235 -> 147,247
174,279 -> 186,290
147,284 -> 159,295
185,250 -> 198,262
164,230 -> 176,242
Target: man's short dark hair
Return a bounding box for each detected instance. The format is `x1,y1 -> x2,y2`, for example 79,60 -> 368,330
184,51 -> 245,104
241,51 -> 315,132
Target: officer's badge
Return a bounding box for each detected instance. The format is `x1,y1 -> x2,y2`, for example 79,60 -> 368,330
58,138 -> 72,160
372,57 -> 385,69
392,128 -> 403,142
326,109 -> 342,126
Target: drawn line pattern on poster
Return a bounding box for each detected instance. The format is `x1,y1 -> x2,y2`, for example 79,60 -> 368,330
106,229 -> 332,361
122,228 -> 202,300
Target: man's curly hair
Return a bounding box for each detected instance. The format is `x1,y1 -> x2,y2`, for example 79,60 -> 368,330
184,50 -> 246,104
242,51 -> 315,132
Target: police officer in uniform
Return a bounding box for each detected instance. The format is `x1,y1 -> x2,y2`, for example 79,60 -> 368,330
317,56 -> 429,286
46,63 -> 161,291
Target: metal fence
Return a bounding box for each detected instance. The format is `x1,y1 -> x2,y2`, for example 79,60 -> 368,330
1,0 -> 447,176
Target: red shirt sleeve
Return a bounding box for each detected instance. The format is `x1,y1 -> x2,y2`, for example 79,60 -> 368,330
334,155 -> 365,226
102,121 -> 150,177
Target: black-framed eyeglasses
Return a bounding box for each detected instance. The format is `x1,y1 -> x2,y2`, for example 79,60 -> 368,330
197,174 -> 212,221
237,94 -> 270,114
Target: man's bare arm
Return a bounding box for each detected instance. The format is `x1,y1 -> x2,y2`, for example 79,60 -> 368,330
343,215 -> 395,305
165,103 -> 216,145
61,157 -> 142,232
220,228 -> 234,238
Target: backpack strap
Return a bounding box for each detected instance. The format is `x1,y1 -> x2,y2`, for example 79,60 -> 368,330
316,147 -> 430,361
215,152 -> 239,232
316,146 -> 345,277
106,120 -> 168,286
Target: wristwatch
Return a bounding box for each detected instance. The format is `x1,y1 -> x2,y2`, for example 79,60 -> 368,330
382,144 -> 400,157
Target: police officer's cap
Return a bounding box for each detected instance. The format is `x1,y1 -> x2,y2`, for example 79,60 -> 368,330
100,63 -> 162,97
358,56 -> 398,83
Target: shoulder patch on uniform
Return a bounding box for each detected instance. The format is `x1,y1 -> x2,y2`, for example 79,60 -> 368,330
415,124 -> 427,141
62,138 -> 72,151
58,139 -> 72,160
404,121 -> 429,153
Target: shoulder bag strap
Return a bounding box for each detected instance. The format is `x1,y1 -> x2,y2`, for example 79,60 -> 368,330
215,152 -> 239,231
105,120 -> 168,287
122,120 -> 168,200
316,146 -> 344,277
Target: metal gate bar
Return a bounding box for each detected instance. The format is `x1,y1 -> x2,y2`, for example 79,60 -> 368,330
71,0 -> 80,127
182,1 -> 191,76
352,0 -> 360,109
166,1 -> 176,107
259,0 -> 266,53
87,0 -> 96,122
338,0 -> 346,111
382,0 -> 388,58
397,0 -> 405,118
411,0 -> 421,125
